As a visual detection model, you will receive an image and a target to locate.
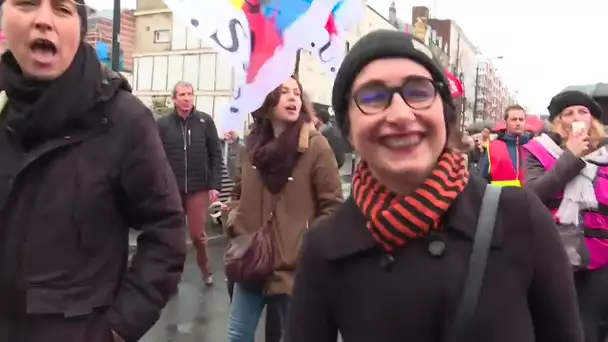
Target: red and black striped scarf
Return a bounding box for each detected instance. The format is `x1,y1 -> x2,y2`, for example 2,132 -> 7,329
352,151 -> 469,252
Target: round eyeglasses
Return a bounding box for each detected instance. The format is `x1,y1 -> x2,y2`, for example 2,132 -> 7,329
351,76 -> 441,115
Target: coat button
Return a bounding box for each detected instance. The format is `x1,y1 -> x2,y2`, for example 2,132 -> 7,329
252,165 -> 257,169
379,254 -> 394,272
428,240 -> 446,257
101,117 -> 108,124
288,177 -> 293,181
64,136 -> 71,140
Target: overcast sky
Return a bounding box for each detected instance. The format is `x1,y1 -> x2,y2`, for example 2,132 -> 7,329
88,0 -> 607,114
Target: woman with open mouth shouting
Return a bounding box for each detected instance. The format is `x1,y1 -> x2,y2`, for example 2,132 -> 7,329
0,0 -> 186,341
224,75 -> 343,342
286,30 -> 584,342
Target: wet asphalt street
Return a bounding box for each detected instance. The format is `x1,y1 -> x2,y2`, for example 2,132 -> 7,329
139,235 -> 268,342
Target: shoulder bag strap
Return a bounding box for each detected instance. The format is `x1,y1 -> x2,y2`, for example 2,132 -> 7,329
227,191 -> 282,237
450,185 -> 502,342
261,192 -> 283,232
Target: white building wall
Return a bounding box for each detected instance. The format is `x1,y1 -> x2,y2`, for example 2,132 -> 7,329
132,50 -> 238,130
132,16 -> 245,133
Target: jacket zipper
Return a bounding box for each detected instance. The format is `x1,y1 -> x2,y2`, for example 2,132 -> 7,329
515,136 -> 520,180
181,120 -> 189,193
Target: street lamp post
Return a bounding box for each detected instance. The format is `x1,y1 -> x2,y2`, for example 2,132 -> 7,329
473,66 -> 480,122
459,73 -> 466,131
111,0 -> 121,71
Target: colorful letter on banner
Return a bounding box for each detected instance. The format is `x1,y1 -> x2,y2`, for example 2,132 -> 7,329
165,0 -> 344,134
164,0 -> 251,85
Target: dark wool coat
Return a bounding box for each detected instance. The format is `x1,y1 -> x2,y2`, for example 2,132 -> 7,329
286,175 -> 584,342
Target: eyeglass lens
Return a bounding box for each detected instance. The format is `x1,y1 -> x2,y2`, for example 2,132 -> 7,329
353,77 -> 437,114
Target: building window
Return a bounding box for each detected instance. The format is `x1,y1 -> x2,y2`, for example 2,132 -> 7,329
154,30 -> 171,43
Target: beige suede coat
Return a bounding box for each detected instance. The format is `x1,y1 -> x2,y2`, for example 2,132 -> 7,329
228,124 -> 343,295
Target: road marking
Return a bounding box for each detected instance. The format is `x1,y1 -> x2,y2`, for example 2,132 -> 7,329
207,234 -> 224,241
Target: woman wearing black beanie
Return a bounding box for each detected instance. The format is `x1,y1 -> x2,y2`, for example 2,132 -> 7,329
286,29 -> 583,342
524,90 -> 608,342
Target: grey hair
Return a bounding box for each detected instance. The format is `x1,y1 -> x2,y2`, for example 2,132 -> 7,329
172,81 -> 194,98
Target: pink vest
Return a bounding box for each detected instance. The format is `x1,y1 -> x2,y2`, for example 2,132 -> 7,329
524,139 -> 608,270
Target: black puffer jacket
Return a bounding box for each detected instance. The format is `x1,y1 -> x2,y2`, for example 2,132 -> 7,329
0,68 -> 186,341
157,110 -> 223,193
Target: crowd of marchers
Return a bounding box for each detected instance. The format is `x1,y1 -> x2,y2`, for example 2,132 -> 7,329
0,0 -> 608,341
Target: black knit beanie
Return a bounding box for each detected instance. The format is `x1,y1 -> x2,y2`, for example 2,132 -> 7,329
331,29 -> 455,139
547,90 -> 602,122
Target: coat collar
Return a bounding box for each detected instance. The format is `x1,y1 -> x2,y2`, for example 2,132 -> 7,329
323,175 -> 503,260
297,122 -> 317,152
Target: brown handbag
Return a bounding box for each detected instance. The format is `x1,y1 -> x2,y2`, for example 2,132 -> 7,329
223,197 -> 278,284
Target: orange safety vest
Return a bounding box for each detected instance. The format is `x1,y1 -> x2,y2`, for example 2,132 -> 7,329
487,139 -> 523,187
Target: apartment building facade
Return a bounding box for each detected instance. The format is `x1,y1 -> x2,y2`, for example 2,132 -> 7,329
426,11 -> 517,124
476,60 -> 516,122
426,19 -> 478,126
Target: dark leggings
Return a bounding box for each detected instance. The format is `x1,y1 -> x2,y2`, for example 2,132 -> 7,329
575,267 -> 608,342
227,279 -> 283,342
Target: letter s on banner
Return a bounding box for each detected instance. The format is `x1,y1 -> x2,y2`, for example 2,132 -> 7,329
210,18 -> 245,53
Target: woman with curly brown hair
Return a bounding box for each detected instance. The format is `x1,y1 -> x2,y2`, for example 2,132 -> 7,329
225,76 -> 343,342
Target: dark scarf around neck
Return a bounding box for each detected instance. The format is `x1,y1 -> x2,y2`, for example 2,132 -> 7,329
246,118 -> 306,194
0,43 -> 102,149
352,151 -> 469,253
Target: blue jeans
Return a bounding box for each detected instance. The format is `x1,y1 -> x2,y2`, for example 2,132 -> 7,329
228,283 -> 290,342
